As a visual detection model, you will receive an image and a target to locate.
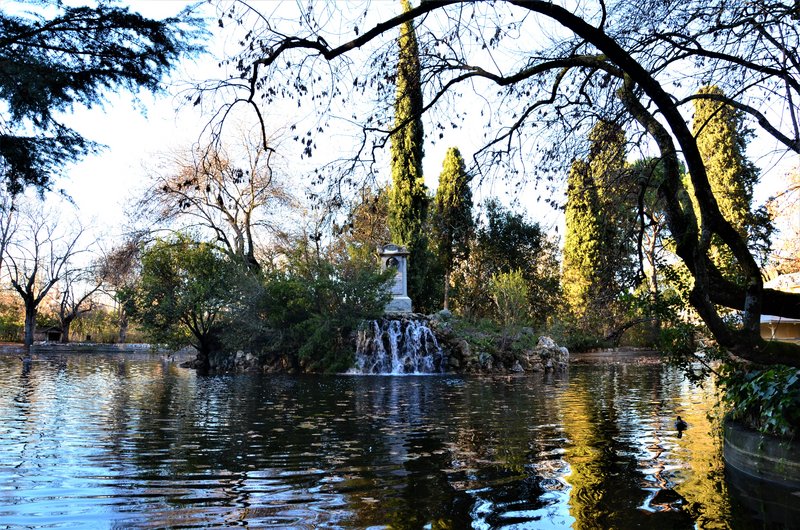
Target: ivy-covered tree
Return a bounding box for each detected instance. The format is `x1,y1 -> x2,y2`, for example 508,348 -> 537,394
132,236 -> 241,374
387,0 -> 431,310
628,157 -> 676,341
433,147 -> 473,310
0,1 -> 200,193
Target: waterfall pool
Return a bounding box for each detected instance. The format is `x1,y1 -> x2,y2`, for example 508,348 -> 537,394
0,350 -> 793,528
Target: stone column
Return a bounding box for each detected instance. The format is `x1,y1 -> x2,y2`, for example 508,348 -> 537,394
379,244 -> 412,312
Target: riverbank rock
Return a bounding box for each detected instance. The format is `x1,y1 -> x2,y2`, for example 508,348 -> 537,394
519,336 -> 569,372
427,313 -> 569,374
233,350 -> 259,372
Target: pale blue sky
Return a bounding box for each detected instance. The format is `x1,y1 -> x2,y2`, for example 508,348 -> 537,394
57,0 -> 796,247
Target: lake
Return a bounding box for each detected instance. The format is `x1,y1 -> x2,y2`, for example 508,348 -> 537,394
0,350 -> 792,529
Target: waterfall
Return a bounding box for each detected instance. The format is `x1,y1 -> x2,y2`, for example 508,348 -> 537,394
353,318 -> 446,374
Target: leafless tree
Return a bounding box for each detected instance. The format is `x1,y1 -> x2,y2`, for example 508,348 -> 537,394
194,0 -> 800,366
767,167 -> 800,275
49,261 -> 103,343
0,193 -> 18,273
137,128 -> 294,270
97,238 -> 141,343
4,200 -> 86,350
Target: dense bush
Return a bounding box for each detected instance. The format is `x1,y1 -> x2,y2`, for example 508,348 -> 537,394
721,364 -> 800,438
450,199 -> 561,326
131,236 -> 245,372
226,241 -> 392,373
489,269 -> 530,328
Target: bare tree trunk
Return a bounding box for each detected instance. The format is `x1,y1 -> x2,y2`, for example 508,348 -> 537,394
118,316 -> 128,343
60,320 -> 72,344
23,306 -> 36,349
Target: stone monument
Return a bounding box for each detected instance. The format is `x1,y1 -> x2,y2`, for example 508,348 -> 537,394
379,244 -> 412,313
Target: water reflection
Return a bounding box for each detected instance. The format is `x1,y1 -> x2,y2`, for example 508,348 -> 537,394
0,352 -> 788,528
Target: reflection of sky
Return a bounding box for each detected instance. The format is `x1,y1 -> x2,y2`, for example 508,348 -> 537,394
0,354 -> 755,528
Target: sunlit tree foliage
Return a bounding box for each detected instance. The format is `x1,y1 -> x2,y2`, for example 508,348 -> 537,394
433,147 -> 473,310
200,0 -> 800,366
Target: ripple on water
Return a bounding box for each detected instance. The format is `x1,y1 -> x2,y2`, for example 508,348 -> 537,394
0,353 -> 787,528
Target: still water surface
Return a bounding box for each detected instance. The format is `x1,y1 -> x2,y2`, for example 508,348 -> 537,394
0,351 -> 789,529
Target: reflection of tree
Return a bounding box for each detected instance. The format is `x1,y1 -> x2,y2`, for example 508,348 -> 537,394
345,378 -> 467,529
668,378 -> 733,526
0,358 -> 740,527
561,367 -> 694,528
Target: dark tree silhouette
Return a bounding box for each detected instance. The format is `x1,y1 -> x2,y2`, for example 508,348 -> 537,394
0,1 -> 201,192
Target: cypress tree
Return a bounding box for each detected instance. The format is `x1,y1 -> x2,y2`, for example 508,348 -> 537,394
692,85 -> 759,280
433,147 -> 473,310
562,120 -> 632,328
388,0 -> 430,309
693,85 -> 757,238
562,158 -> 603,319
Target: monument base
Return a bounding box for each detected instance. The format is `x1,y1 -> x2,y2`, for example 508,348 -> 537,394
385,296 -> 412,313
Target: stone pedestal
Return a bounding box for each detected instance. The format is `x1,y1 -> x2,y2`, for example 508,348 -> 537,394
379,244 -> 412,313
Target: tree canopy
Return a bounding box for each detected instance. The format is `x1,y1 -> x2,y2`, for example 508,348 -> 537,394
138,134 -> 293,270
132,236 -> 240,373
562,120 -> 633,330
0,1 -> 201,193
202,0 -> 800,366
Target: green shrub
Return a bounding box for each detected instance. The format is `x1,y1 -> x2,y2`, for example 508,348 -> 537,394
248,252 -> 392,372
720,364 -> 800,438
489,269 -> 530,328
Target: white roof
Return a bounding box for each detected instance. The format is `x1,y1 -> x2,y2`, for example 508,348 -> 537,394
761,315 -> 800,324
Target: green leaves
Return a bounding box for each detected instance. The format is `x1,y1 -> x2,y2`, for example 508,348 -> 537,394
721,364 -> 800,438
489,269 -> 530,328
0,1 -> 202,192
433,147 -> 473,309
132,235 -> 242,368
388,0 -> 431,310
562,120 -> 633,329
259,256 -> 391,372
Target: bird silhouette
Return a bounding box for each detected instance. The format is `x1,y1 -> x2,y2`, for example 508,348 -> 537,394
675,416 -> 688,431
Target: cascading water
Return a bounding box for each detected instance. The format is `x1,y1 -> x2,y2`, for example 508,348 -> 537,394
353,318 -> 446,374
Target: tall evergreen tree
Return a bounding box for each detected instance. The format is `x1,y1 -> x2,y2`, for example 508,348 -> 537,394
562,120 -> 633,331
433,147 -> 473,310
692,85 -> 760,281
589,120 -> 635,293
562,158 -> 603,320
388,0 -> 430,309
693,85 -> 758,238
0,2 -> 199,193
